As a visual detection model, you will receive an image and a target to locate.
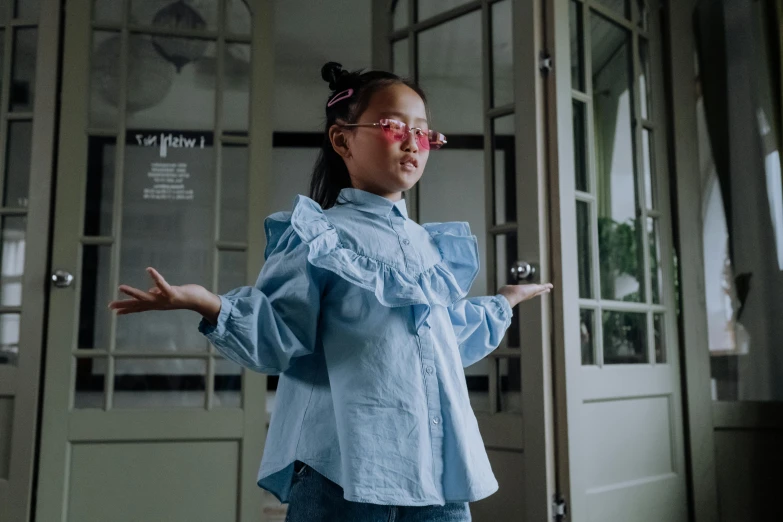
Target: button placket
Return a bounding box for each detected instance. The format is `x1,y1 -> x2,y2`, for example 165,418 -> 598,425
416,319 -> 443,493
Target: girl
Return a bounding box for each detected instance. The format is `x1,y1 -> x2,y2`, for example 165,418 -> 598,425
109,62 -> 552,522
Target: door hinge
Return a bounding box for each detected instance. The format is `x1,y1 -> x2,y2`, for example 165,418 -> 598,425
539,50 -> 553,76
553,494 -> 567,521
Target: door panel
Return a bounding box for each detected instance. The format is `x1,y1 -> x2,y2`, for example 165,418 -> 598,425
35,1 -> 273,521
0,2 -> 60,520
550,0 -> 688,520
381,1 -> 553,520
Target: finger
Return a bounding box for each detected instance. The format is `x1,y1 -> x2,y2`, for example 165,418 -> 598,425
148,287 -> 162,295
118,285 -> 154,302
109,298 -> 146,311
115,301 -> 153,315
147,267 -> 173,296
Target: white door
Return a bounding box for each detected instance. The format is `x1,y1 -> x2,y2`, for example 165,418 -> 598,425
378,1 -> 555,520
35,1 -> 276,521
0,1 -> 60,520
550,0 -> 689,520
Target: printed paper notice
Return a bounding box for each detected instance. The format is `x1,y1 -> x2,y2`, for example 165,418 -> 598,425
143,162 -> 194,201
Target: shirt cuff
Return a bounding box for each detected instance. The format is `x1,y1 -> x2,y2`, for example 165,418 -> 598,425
493,293 -> 514,326
197,295 -> 233,340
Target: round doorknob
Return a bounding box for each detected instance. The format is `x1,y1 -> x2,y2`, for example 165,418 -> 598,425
510,261 -> 537,282
51,270 -> 74,288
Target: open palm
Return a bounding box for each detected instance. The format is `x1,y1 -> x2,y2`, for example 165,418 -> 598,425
108,267 -> 203,315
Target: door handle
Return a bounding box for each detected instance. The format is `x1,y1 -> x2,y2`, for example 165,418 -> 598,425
51,270 -> 74,288
510,260 -> 537,283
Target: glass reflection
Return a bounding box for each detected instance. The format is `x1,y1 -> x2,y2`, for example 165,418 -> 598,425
591,15 -> 643,302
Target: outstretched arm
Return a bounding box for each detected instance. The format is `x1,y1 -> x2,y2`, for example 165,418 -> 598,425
448,283 -> 552,367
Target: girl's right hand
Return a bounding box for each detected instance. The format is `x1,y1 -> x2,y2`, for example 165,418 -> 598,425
108,267 -> 220,323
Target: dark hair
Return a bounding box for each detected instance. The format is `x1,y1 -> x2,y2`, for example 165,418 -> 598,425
309,61 -> 430,209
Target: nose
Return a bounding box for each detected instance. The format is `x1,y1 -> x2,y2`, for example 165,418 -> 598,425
402,130 -> 418,152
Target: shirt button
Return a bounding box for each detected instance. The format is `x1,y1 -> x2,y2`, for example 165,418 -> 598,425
402,238 -> 410,245
426,366 -> 434,375
431,416 -> 440,425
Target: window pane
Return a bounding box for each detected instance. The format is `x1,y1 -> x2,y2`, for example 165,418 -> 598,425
0,216 -> 26,308
217,250 -> 247,295
577,200 -> 592,298
78,245 -> 112,350
418,0 -> 474,22
642,128 -> 656,209
223,43 -> 250,132
90,31 -> 121,128
393,38 -> 409,77
602,310 -> 648,364
493,114 -> 516,225
11,28 -> 36,112
498,357 -> 522,412
92,0 -> 122,23
595,0 -> 629,19
591,15 -> 642,302
654,313 -> 665,363
116,130 -> 215,352
214,356 -> 241,408
130,0 -> 218,31
227,0 -> 251,35
637,0 -> 648,30
84,136 -> 116,236
124,36 -> 215,130
570,0 -> 584,92
393,0 -> 408,30
573,100 -> 588,192
466,360 -> 491,413
74,357 -> 106,408
0,313 -> 19,366
220,144 -> 248,242
4,120 -> 31,207
491,0 -> 513,107
418,10 -> 482,135
581,308 -> 595,365
648,217 -> 662,304
113,358 -> 207,409
639,38 -> 651,120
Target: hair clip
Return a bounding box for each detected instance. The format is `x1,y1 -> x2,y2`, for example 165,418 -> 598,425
327,88 -> 354,107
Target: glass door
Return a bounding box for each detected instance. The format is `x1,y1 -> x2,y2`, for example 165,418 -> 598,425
36,1 -> 274,521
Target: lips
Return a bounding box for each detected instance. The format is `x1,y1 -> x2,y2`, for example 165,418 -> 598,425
400,155 -> 418,168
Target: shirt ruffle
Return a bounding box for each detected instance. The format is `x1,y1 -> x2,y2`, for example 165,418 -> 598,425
264,195 -> 480,310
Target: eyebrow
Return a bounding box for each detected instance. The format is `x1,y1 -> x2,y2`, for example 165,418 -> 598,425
379,111 -> 428,126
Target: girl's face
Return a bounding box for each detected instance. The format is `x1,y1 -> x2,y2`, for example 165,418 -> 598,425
331,84 -> 430,201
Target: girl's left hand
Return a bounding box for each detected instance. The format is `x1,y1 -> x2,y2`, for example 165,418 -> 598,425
498,283 -> 553,308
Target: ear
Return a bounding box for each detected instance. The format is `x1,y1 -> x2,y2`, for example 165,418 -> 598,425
328,124 -> 351,160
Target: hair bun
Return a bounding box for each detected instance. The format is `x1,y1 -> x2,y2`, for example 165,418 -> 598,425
321,61 -> 350,91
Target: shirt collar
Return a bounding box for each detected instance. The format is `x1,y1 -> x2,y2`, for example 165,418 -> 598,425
336,187 -> 408,219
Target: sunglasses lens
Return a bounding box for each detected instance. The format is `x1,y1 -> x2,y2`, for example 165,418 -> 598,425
427,130 -> 446,150
380,119 -> 407,142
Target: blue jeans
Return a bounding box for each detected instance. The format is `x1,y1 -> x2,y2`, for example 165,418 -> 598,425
284,461 -> 472,522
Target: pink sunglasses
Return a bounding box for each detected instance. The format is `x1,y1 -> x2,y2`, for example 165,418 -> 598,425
340,118 -> 447,151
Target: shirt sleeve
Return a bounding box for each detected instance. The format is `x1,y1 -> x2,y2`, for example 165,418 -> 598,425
447,294 -> 513,368
197,228 -> 324,375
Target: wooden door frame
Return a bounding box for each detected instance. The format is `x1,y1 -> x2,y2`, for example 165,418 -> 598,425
0,0 -> 62,520
663,0 -> 720,520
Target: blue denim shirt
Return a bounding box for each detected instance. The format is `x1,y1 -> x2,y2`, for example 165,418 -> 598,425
198,187 -> 513,506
